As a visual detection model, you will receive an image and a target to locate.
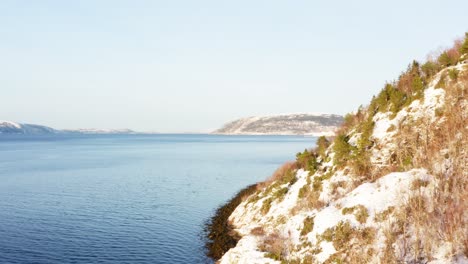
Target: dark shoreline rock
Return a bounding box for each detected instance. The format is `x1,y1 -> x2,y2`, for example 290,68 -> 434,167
204,184 -> 258,261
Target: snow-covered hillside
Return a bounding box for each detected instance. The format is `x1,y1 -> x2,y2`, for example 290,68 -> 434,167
214,114 -> 343,136
211,49 -> 468,263
62,128 -> 135,134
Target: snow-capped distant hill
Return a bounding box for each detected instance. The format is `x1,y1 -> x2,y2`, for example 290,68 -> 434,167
0,121 -> 135,135
63,128 -> 135,134
213,113 -> 344,136
0,121 -> 57,134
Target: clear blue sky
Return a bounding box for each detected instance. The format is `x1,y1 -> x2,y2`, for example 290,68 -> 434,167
1,1 -> 467,132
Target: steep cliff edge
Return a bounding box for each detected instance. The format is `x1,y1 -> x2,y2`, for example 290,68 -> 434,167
214,37 -> 468,263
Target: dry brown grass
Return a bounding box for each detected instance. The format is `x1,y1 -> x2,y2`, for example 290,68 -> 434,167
293,188 -> 324,212
258,231 -> 291,261
250,226 -> 265,236
257,161 -> 298,190
330,180 -> 347,196
321,220 -> 377,263
342,204 -> 369,224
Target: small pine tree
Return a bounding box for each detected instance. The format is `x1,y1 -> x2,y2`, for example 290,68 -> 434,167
460,32 -> 468,55
296,149 -> 319,173
448,69 -> 459,80
421,61 -> 439,78
438,52 -> 454,66
389,88 -> 407,113
316,136 -> 330,159
411,76 -> 424,99
333,134 -> 352,167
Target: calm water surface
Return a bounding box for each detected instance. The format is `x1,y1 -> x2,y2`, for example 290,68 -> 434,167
0,134 -> 316,263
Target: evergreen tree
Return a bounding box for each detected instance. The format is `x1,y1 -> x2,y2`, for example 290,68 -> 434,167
460,32 -> 468,55
438,52 -> 453,66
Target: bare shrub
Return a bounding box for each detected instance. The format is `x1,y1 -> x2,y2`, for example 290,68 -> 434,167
321,221 -> 377,263
257,161 -> 298,190
250,226 -> 265,236
258,232 -> 289,261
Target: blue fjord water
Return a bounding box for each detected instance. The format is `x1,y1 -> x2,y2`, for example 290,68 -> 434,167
0,134 -> 316,264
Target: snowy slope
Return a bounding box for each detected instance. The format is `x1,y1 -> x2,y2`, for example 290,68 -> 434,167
222,170 -> 434,264
217,62 -> 468,263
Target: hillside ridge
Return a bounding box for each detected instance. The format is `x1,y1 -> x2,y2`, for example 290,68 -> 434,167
0,120 -> 135,135
214,113 -> 344,136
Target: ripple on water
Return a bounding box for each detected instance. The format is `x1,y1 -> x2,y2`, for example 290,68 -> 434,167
0,134 -> 315,263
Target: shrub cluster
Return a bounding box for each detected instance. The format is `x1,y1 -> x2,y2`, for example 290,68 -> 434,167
258,232 -> 290,261
321,221 -> 376,263
342,205 -> 369,224
333,113 -> 374,177
295,136 -> 331,174
301,216 -> 315,236
330,33 -> 468,181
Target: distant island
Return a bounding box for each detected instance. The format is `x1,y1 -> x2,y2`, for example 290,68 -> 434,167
0,120 -> 135,135
213,113 -> 344,136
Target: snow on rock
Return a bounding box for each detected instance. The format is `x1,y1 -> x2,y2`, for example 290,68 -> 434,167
372,112 -> 396,140
429,242 -> 468,264
309,169 -> 431,244
266,169 -> 309,217
315,242 -> 336,263
229,169 -> 310,236
220,236 -> 281,264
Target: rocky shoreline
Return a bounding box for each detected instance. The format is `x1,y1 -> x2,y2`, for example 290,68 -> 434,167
205,184 -> 258,261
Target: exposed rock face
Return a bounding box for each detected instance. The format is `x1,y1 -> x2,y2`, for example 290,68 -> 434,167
214,114 -> 344,136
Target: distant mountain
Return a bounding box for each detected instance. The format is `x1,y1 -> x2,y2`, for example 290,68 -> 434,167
63,128 -> 135,134
0,121 -> 58,134
213,113 -> 344,136
0,120 -> 135,135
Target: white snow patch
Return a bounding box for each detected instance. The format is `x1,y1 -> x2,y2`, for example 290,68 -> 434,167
0,120 -> 21,129
266,169 -> 308,217
372,112 -> 397,140
307,169 -> 432,260
316,241 -> 336,263
219,236 -> 280,264
429,242 -> 468,264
